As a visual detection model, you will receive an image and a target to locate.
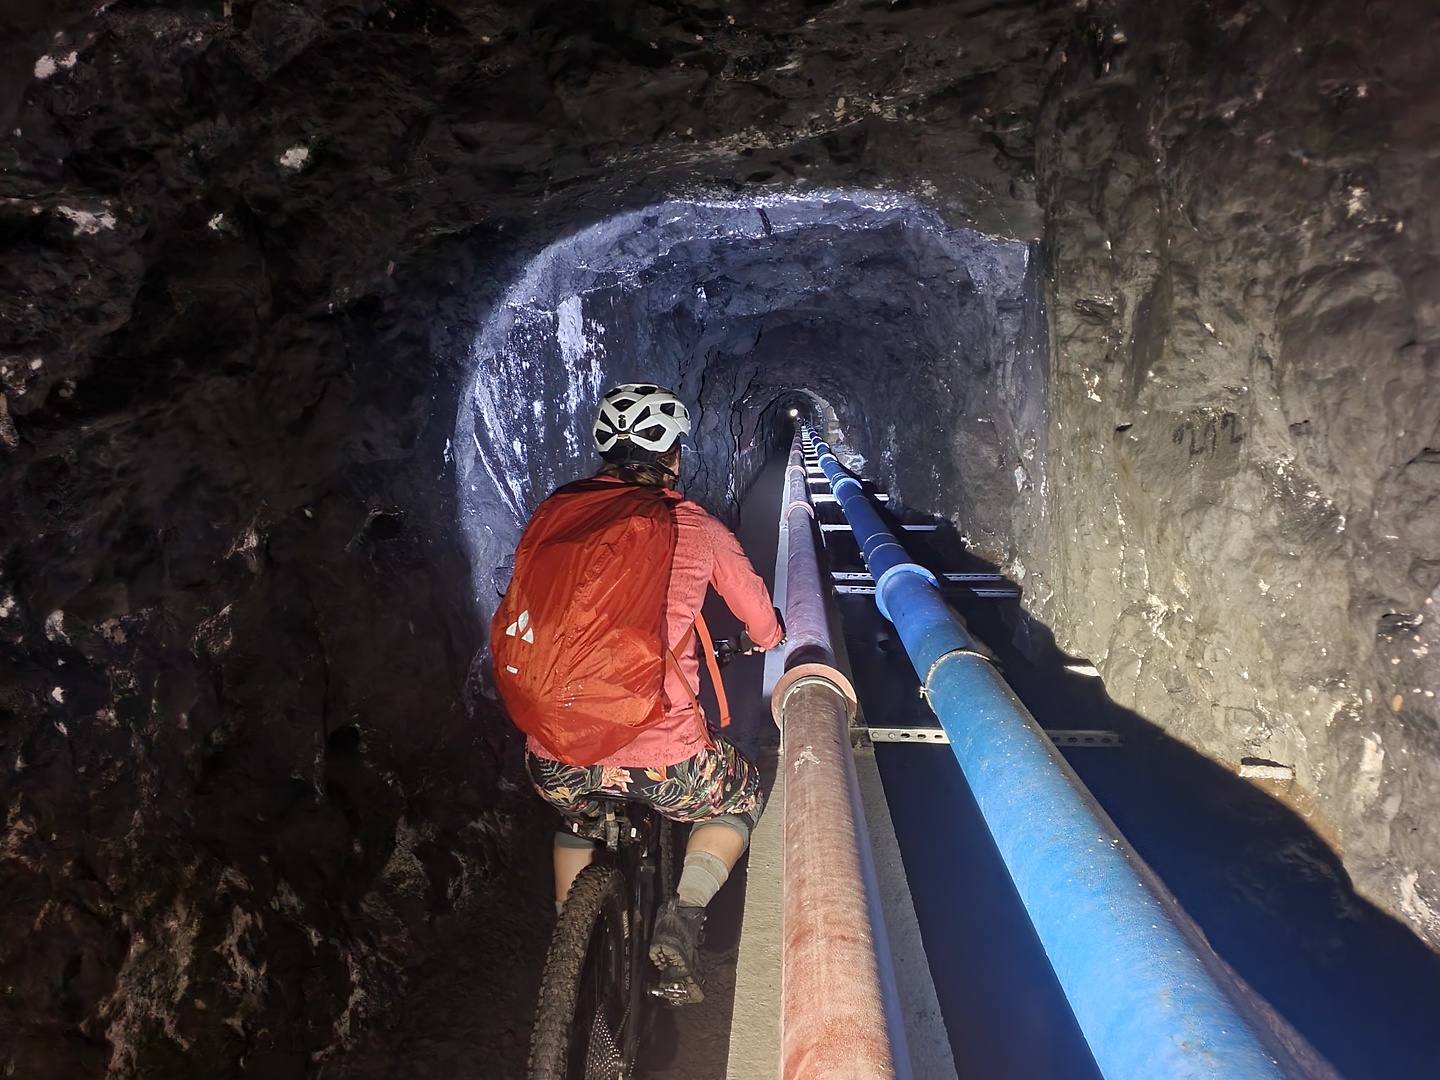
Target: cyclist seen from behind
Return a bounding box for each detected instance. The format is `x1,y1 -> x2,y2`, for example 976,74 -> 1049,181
494,383 -> 784,1005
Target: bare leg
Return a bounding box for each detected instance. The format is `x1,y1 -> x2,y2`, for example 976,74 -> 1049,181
686,820 -> 746,873
554,842 -> 596,905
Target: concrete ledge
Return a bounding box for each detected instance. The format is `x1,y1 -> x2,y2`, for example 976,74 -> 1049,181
853,745 -> 959,1080
727,744 -> 785,1080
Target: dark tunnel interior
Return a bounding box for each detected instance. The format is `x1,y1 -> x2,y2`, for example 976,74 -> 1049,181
1,0 -> 1439,1076
454,193 -> 1043,620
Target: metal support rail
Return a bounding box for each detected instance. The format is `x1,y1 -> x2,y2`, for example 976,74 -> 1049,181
772,433 -> 905,1080
801,424 -> 1318,1080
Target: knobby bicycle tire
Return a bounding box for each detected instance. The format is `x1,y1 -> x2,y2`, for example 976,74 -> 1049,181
658,816 -> 680,901
529,863 -> 631,1080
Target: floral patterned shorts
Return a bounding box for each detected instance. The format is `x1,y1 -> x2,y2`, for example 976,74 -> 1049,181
526,738 -> 763,827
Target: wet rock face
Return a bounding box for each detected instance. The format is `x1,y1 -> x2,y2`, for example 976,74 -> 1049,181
0,0 -> 1437,1073
1031,0 -> 1440,947
453,195 -> 1043,614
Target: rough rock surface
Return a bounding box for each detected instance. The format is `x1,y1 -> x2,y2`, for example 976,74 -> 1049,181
453,194 -> 1044,616
0,0 -> 1437,1076
1029,0 -> 1440,950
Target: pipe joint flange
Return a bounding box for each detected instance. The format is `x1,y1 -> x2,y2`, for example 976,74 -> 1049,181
784,499 -> 816,520
786,463 -> 809,483
872,562 -> 939,621
770,663 -> 859,724
919,646 -> 995,702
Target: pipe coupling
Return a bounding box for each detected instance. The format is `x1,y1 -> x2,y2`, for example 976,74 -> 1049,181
871,561 -> 940,621
771,663 -> 859,724
920,646 -> 995,703
784,499 -> 816,520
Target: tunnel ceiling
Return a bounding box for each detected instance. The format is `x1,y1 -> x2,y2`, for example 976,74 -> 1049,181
2,0 -> 1440,1074
455,193 -> 1039,609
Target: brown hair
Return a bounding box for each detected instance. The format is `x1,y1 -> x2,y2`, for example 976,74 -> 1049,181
598,460 -> 677,488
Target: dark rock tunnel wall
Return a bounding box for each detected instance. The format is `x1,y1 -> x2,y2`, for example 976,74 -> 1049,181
1,0 -> 1437,1075
1033,0 -> 1440,953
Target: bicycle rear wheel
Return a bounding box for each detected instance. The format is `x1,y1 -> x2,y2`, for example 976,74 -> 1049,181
658,815 -> 681,901
528,863 -> 632,1080
620,813 -> 685,1065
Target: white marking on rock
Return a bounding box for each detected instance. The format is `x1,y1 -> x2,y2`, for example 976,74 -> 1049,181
556,295 -> 587,367
33,52 -> 77,79
56,206 -> 116,235
44,610 -> 68,643
207,213 -> 225,231
1356,733 -> 1385,804
278,145 -> 310,171
1398,871 -> 1440,941
1239,761 -> 1294,781
226,523 -> 260,560
50,686 -> 65,703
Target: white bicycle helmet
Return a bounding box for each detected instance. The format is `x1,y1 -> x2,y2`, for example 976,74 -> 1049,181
592,383 -> 692,460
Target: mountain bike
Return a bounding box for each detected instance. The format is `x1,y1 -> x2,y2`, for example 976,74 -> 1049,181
526,798 -> 688,1080
526,637 -> 752,1079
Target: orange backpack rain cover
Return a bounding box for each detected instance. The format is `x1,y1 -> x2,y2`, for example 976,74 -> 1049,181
491,478 -> 680,765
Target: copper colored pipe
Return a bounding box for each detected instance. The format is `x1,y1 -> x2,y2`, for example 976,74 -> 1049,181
780,681 -> 895,1080
774,429 -> 895,1080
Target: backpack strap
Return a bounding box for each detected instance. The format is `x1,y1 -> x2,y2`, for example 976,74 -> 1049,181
665,612 -> 733,729
693,613 -> 731,729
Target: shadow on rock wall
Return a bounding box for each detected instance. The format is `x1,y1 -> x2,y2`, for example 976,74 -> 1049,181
873,514 -> 1440,1080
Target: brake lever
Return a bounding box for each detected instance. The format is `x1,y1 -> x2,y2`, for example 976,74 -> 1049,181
713,631 -> 760,668
713,638 -> 738,668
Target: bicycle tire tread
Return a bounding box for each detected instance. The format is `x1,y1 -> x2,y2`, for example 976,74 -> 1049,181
528,863 -> 629,1080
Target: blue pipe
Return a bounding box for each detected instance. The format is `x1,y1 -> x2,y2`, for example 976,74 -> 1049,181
802,425 -> 1312,1080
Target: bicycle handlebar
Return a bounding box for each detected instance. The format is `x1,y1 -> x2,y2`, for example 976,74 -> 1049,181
712,631 -> 756,668
713,608 -> 787,667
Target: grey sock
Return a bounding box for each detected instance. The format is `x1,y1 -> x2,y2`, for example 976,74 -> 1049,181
677,850 -> 729,908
